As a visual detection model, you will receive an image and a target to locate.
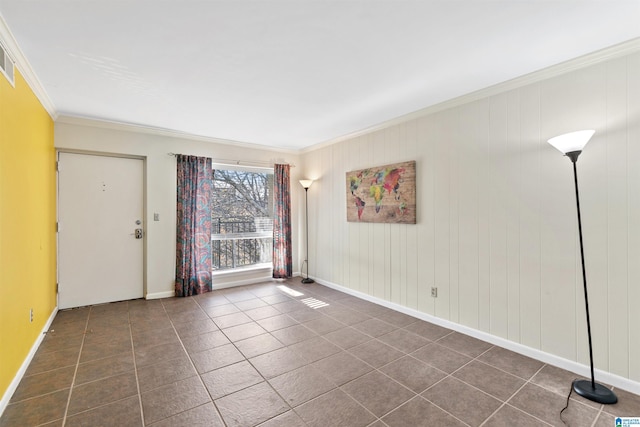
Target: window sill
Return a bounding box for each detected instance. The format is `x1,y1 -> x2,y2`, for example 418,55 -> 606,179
212,263 -> 272,278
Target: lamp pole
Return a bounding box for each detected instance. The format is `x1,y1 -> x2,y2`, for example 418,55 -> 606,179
548,131 -> 617,404
300,180 -> 314,283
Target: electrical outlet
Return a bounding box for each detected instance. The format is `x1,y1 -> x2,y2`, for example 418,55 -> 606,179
30,308 -> 34,323
431,287 -> 438,298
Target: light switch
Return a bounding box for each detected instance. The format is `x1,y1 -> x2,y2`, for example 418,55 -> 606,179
153,213 -> 160,221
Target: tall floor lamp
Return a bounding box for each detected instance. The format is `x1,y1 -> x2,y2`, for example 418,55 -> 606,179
299,179 -> 315,284
547,130 -> 617,404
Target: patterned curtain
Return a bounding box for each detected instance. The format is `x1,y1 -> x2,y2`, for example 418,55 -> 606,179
175,155 -> 213,297
273,164 -> 292,278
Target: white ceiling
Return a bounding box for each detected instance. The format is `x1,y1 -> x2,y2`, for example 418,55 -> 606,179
1,1 -> 639,151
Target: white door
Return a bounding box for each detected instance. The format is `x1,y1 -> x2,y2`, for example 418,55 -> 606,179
58,152 -> 144,309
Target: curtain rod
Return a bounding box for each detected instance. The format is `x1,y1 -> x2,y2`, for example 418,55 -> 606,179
167,153 -> 295,168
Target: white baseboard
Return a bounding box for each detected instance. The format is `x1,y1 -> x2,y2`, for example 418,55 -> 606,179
316,277 -> 640,396
145,290 -> 175,300
147,271 -> 278,299
0,306 -> 58,418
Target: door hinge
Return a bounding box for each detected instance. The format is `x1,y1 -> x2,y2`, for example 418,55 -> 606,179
56,283 -> 59,293
55,161 -> 59,171
56,222 -> 59,232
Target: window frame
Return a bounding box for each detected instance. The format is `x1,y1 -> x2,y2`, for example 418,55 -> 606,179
211,164 -> 274,272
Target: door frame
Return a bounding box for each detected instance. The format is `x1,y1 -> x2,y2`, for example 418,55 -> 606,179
56,149 -> 147,306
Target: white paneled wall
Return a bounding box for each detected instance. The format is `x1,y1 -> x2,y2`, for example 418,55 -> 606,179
629,53 -> 640,382
302,50 -> 640,383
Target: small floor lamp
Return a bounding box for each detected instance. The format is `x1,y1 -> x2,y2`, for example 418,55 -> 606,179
547,130 -> 617,404
299,179 -> 315,284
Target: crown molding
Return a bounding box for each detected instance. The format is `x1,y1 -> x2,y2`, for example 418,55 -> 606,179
4,5 -> 638,155
56,114 -> 301,155
0,13 -> 57,119
303,37 -> 640,154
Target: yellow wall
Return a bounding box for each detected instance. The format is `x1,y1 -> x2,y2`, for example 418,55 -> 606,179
0,69 -> 56,399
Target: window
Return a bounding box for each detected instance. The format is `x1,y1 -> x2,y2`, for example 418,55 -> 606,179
0,41 -> 16,86
212,167 -> 273,271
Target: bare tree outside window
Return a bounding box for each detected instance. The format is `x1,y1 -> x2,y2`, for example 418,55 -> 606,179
212,169 -> 274,270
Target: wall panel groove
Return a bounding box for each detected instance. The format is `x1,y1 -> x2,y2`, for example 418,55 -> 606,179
303,50 -> 640,385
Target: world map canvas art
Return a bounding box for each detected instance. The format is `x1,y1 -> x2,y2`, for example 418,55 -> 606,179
346,161 -> 416,224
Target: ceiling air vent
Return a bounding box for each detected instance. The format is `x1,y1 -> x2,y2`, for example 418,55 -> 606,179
0,41 -> 15,86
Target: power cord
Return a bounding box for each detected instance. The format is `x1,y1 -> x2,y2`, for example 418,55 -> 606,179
559,380 -> 577,426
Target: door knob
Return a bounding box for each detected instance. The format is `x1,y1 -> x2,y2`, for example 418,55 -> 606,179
134,228 -> 143,239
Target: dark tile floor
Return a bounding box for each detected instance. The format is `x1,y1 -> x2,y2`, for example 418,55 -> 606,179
2,278 -> 639,426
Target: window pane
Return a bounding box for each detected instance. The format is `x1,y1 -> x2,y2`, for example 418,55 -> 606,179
212,168 -> 273,270
212,237 -> 273,270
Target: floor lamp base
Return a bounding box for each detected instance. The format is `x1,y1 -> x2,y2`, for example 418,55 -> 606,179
572,379 -> 617,404
301,277 -> 315,284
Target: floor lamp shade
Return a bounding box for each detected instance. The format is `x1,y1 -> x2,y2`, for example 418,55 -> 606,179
299,179 -> 313,189
546,130 -> 617,404
547,129 -> 595,154
299,179 -> 314,283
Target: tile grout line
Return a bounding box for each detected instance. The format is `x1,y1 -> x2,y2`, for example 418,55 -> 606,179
129,301 -> 146,427
163,295 -> 229,425
477,362 -> 553,427
404,341 -> 539,425
524,364 -> 605,423
458,346 -> 574,426
239,284 -> 390,425
236,286 -> 314,425
20,279 -> 630,427
240,283 -> 356,424
279,285 -> 452,424
408,343 -> 487,427
60,307 -> 92,426
370,365 -> 468,426
264,314 -> 367,422
327,327 -> 470,424
589,406 -> 605,427
306,285 -> 610,427
332,284 -> 623,424
239,286 -> 344,425
197,290 -> 292,426
408,331 -> 589,425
